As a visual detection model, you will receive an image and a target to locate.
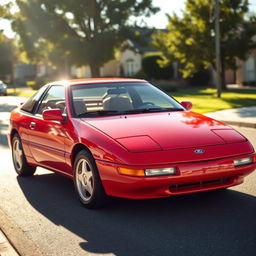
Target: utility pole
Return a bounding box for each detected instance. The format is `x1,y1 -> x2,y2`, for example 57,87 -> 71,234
215,0 -> 222,98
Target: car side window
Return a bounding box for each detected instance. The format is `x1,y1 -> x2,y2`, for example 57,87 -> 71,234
36,85 -> 66,115
21,86 -> 47,113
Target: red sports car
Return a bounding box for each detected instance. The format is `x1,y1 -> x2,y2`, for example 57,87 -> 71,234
9,78 -> 256,208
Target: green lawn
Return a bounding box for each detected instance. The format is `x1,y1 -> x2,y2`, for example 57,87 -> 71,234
7,86 -> 256,114
171,87 -> 256,113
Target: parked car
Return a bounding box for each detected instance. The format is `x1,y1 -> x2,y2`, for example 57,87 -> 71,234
9,78 -> 256,208
0,81 -> 7,96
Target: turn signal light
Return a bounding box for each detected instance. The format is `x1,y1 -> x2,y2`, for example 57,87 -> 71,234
118,168 -> 145,177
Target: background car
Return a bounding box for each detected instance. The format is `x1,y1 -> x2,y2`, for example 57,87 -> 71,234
8,78 -> 256,208
0,81 -> 7,96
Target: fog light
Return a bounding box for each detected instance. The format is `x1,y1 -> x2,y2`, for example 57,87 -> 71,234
145,167 -> 176,177
233,157 -> 253,167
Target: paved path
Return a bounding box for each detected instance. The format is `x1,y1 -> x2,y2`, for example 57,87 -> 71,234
0,230 -> 19,256
0,96 -> 27,256
205,106 -> 256,128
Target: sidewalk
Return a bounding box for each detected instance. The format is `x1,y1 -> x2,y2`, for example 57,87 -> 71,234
204,106 -> 256,128
0,230 -> 19,256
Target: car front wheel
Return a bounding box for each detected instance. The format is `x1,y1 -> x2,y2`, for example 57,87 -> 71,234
11,133 -> 36,176
73,150 -> 108,209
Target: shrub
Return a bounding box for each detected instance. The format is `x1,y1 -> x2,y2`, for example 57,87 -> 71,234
133,70 -> 149,80
188,68 -> 211,87
27,76 -> 48,90
142,55 -> 174,80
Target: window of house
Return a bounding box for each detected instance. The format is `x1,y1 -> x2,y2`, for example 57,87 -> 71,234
245,57 -> 255,82
126,59 -> 135,77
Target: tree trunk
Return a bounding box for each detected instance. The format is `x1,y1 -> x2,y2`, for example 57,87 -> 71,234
221,60 -> 227,90
90,64 -> 100,77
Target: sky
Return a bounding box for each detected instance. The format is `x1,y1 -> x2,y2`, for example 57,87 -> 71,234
0,0 -> 185,38
0,0 -> 256,38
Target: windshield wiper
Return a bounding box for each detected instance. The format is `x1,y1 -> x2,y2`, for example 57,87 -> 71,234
77,110 -> 119,117
163,108 -> 184,112
78,108 -> 184,117
122,108 -> 184,114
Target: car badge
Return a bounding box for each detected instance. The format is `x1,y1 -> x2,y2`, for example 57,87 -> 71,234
194,149 -> 205,154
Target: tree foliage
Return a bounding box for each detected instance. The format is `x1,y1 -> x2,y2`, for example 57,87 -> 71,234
11,0 -> 159,77
0,33 -> 13,81
152,0 -> 256,89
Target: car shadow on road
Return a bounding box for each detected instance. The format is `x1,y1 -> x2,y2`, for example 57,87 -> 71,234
17,173 -> 256,256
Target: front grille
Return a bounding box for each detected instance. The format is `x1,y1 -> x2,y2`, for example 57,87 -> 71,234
170,177 -> 231,192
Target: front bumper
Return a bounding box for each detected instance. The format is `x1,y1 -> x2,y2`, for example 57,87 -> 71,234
96,153 -> 256,199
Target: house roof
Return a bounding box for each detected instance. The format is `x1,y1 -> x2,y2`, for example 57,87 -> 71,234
128,27 -> 168,53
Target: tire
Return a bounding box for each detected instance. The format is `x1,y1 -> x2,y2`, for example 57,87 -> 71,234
11,133 -> 36,176
73,150 -> 108,209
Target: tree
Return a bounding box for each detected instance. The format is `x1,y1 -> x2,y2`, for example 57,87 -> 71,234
152,0 -> 256,90
0,37 -> 13,81
0,1 -> 14,82
10,0 -> 159,77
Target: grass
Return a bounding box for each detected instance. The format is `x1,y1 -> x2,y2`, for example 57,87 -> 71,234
171,87 -> 256,113
6,86 -> 256,114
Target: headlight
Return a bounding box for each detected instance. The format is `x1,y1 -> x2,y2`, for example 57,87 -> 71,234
145,167 -> 177,176
233,157 -> 253,167
118,167 -> 177,177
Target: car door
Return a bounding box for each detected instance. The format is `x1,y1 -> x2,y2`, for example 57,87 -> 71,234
17,86 -> 48,159
28,85 -> 69,173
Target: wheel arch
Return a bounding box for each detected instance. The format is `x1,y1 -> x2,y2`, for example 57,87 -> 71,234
10,128 -> 19,141
71,143 -> 93,167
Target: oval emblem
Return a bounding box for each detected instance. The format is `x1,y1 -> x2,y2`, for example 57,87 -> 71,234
194,149 -> 205,154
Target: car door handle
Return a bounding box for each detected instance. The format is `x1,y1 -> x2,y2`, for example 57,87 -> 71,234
29,122 -> 36,130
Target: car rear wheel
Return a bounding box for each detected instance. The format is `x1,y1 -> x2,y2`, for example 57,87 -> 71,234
73,150 -> 108,209
11,134 -> 36,176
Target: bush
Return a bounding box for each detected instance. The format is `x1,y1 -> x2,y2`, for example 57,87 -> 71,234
242,81 -> 256,87
142,55 -> 174,80
133,70 -> 149,80
188,69 -> 211,86
27,76 -> 48,90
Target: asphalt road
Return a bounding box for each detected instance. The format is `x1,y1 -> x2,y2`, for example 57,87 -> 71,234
0,96 -> 256,256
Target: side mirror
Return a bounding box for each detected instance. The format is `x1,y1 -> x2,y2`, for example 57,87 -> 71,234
42,109 -> 64,122
180,101 -> 192,110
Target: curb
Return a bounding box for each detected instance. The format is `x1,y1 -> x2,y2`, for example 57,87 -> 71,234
0,208 -> 44,256
0,229 -> 19,256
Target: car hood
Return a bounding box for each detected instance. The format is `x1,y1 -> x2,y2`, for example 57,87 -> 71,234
82,111 -> 246,152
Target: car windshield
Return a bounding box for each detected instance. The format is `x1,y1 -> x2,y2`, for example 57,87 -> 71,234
70,82 -> 184,117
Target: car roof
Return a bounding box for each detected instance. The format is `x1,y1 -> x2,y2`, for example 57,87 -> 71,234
50,78 -> 146,87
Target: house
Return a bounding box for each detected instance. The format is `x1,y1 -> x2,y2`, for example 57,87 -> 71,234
224,50 -> 256,86
14,62 -> 37,86
71,28 -> 178,79
236,50 -> 256,85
